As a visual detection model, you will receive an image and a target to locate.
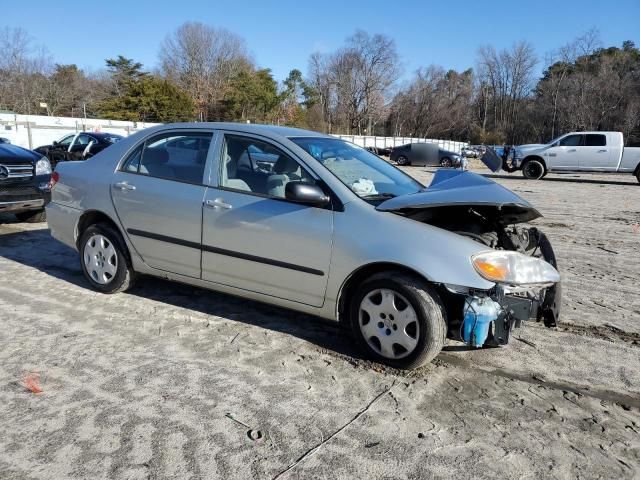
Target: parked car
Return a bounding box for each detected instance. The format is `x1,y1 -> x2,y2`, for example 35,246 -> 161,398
0,143 -> 52,222
511,131 -> 640,182
390,143 -> 462,167
46,123 -> 560,369
365,146 -> 392,157
0,137 -> 10,144
461,146 -> 480,158
35,132 -> 123,166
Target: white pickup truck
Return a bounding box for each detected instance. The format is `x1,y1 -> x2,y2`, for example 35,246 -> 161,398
512,132 -> 640,183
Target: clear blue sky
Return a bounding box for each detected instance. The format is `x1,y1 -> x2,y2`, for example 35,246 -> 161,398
3,0 -> 639,83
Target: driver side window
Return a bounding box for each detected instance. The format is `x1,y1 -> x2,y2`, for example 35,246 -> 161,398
559,135 -> 583,147
221,135 -> 314,199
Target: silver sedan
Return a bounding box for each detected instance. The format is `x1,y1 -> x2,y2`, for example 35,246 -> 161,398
46,123 -> 560,369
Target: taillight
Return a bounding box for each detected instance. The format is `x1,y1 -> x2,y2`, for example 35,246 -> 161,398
49,171 -> 59,189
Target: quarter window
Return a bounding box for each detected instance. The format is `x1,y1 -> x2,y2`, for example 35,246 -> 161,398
221,135 -> 314,199
123,131 -> 212,184
585,134 -> 606,147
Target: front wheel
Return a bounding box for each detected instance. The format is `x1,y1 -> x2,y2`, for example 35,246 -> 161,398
635,170 -> 640,184
522,159 -> 546,179
396,155 -> 409,166
350,272 -> 446,369
15,209 -> 46,223
79,223 -> 135,293
440,157 -> 452,168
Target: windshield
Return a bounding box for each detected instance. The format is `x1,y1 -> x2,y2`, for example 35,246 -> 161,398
291,137 -> 423,200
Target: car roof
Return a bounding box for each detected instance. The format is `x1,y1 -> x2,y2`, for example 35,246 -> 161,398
158,122 -> 328,141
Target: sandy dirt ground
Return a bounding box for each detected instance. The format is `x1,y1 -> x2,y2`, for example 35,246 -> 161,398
1,167 -> 639,479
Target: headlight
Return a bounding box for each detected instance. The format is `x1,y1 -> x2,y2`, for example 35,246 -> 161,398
471,250 -> 560,286
35,157 -> 52,176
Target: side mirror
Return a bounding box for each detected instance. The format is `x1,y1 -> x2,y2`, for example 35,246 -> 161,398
285,182 -> 330,207
53,141 -> 59,146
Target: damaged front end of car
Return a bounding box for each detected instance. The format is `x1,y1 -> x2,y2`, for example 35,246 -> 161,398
377,169 -> 562,347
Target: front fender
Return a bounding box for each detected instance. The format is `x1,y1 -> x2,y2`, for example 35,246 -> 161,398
324,203 -> 496,305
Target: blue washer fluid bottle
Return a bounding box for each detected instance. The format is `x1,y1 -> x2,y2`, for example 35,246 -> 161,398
462,297 -> 501,347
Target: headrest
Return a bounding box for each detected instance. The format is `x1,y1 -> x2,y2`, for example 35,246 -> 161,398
144,148 -> 169,164
273,155 -> 300,174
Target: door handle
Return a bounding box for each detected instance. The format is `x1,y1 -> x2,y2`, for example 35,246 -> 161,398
598,149 -> 608,153
567,149 -> 577,152
205,198 -> 232,210
113,181 -> 136,191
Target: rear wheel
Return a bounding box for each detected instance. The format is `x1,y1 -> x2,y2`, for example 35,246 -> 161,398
79,223 -> 134,293
635,169 -> 640,184
350,272 -> 446,369
396,155 -> 409,166
15,209 -> 46,223
522,159 -> 545,179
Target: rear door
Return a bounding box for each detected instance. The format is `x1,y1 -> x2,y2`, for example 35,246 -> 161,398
201,132 -> 333,307
110,129 -> 213,278
579,134 -> 612,170
547,134 -> 583,169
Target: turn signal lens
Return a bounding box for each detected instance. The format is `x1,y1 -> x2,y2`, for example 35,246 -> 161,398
472,251 -> 560,286
474,261 -> 508,282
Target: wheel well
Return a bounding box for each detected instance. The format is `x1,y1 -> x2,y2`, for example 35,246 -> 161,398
336,262 -> 433,326
522,156 -> 547,170
76,210 -> 124,249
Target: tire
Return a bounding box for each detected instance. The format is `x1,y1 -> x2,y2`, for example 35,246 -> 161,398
440,157 -> 452,168
15,209 -> 46,223
396,155 -> 409,166
349,272 -> 447,369
522,159 -> 546,180
78,223 -> 135,293
635,169 -> 640,184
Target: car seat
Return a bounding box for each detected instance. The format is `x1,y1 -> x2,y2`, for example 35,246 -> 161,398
266,155 -> 301,197
140,148 -> 174,178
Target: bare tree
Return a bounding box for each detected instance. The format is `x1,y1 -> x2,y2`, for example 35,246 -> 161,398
476,41 -> 537,142
308,31 -> 400,134
0,27 -> 52,114
159,22 -> 251,120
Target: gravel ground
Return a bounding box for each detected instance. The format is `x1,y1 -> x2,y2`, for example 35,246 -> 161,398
1,167 -> 639,479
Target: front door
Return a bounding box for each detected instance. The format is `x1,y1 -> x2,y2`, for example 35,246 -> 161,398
201,133 -> 333,307
546,134 -> 583,170
111,130 -> 213,278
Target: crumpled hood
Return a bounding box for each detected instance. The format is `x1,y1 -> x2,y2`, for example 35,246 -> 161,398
377,169 -> 541,224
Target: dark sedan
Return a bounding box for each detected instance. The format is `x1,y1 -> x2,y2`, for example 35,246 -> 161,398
35,132 -> 123,166
0,143 -> 52,222
390,143 -> 461,167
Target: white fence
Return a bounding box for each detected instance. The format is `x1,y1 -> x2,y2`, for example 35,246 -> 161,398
0,113 -> 468,155
0,113 -> 161,150
333,135 -> 468,154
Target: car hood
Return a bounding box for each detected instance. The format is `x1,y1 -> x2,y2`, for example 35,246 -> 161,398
377,169 -> 541,224
517,143 -> 547,150
0,143 -> 41,164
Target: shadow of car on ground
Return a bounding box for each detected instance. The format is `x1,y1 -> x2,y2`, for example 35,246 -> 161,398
0,224 -> 374,365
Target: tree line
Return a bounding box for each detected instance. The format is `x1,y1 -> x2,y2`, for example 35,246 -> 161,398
1,23 -> 638,145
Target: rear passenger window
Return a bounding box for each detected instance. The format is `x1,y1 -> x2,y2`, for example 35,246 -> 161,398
130,132 -> 212,184
585,134 -> 606,146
